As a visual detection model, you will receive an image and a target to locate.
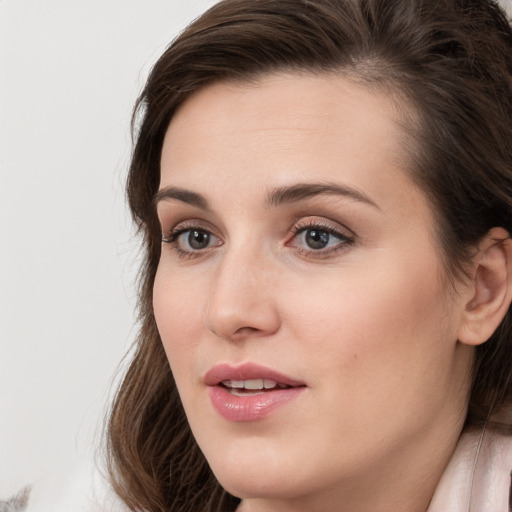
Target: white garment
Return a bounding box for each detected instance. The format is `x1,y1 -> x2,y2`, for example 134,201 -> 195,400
428,427 -> 512,512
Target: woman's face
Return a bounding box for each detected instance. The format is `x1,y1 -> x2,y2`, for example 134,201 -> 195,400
154,73 -> 474,510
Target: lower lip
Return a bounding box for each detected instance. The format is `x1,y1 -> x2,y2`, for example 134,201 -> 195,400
208,385 -> 305,422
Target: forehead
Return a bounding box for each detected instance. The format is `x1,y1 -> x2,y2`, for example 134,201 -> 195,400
164,72 -> 410,163
160,73 -> 421,211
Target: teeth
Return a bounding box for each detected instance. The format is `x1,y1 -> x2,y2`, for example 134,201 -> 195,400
221,379 -> 282,390
264,379 -> 277,389
244,379 -> 264,390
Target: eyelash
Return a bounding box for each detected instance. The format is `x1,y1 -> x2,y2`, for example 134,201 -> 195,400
288,220 -> 355,259
161,221 -> 219,260
161,219 -> 355,260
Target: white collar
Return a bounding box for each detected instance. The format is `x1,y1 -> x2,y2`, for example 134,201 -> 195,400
428,427 -> 512,512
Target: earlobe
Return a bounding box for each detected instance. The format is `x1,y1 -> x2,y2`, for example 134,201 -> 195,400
458,227 -> 512,346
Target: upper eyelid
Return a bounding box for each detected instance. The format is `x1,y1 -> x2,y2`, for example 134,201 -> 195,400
162,217 -> 354,234
163,218 -> 218,235
292,226 -> 352,240
291,217 -> 356,237
156,202 -> 219,228
161,215 -> 356,240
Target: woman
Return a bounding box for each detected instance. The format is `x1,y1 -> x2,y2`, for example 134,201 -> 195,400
106,0 -> 512,511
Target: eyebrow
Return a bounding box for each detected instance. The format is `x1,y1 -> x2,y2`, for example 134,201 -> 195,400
154,186 -> 211,211
265,182 -> 380,210
154,182 -> 380,211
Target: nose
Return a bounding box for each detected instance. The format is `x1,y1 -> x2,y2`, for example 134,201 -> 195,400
204,247 -> 281,342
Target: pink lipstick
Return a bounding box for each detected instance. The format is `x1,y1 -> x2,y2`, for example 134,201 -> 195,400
204,363 -> 306,422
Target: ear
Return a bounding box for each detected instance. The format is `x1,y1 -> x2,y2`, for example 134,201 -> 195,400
458,227 -> 512,346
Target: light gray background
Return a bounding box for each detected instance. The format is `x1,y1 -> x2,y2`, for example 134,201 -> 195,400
0,0 -> 214,507
1,0 -> 511,508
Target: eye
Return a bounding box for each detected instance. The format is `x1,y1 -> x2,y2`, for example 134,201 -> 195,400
162,223 -> 222,258
180,229 -> 213,250
287,220 -> 354,257
300,228 -> 338,250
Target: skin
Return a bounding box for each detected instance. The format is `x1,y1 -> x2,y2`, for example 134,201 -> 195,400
153,73 -> 479,512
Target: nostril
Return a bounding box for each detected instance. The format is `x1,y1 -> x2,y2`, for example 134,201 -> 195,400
229,325 -> 271,341
234,326 -> 260,334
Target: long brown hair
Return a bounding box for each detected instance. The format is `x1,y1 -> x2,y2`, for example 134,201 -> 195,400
106,1 -> 512,510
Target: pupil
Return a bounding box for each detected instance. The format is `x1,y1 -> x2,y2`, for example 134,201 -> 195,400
306,229 -> 329,249
189,230 -> 210,249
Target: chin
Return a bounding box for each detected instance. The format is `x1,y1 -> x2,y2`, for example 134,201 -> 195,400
214,467 -> 305,501
200,438 -> 301,498
201,438 -> 329,502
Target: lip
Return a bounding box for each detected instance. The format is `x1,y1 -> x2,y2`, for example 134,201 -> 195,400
204,363 -> 306,422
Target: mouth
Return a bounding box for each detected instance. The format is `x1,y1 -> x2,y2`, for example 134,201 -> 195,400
219,379 -> 294,396
204,362 -> 305,390
204,363 -> 306,422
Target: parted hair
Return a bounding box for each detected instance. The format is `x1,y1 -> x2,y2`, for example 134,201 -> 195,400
106,1 -> 512,511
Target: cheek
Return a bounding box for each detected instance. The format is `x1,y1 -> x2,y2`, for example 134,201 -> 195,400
270,256 -> 459,462
283,250 -> 455,390
153,267 -> 208,379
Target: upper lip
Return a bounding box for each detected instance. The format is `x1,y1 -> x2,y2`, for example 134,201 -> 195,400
203,363 -> 305,387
